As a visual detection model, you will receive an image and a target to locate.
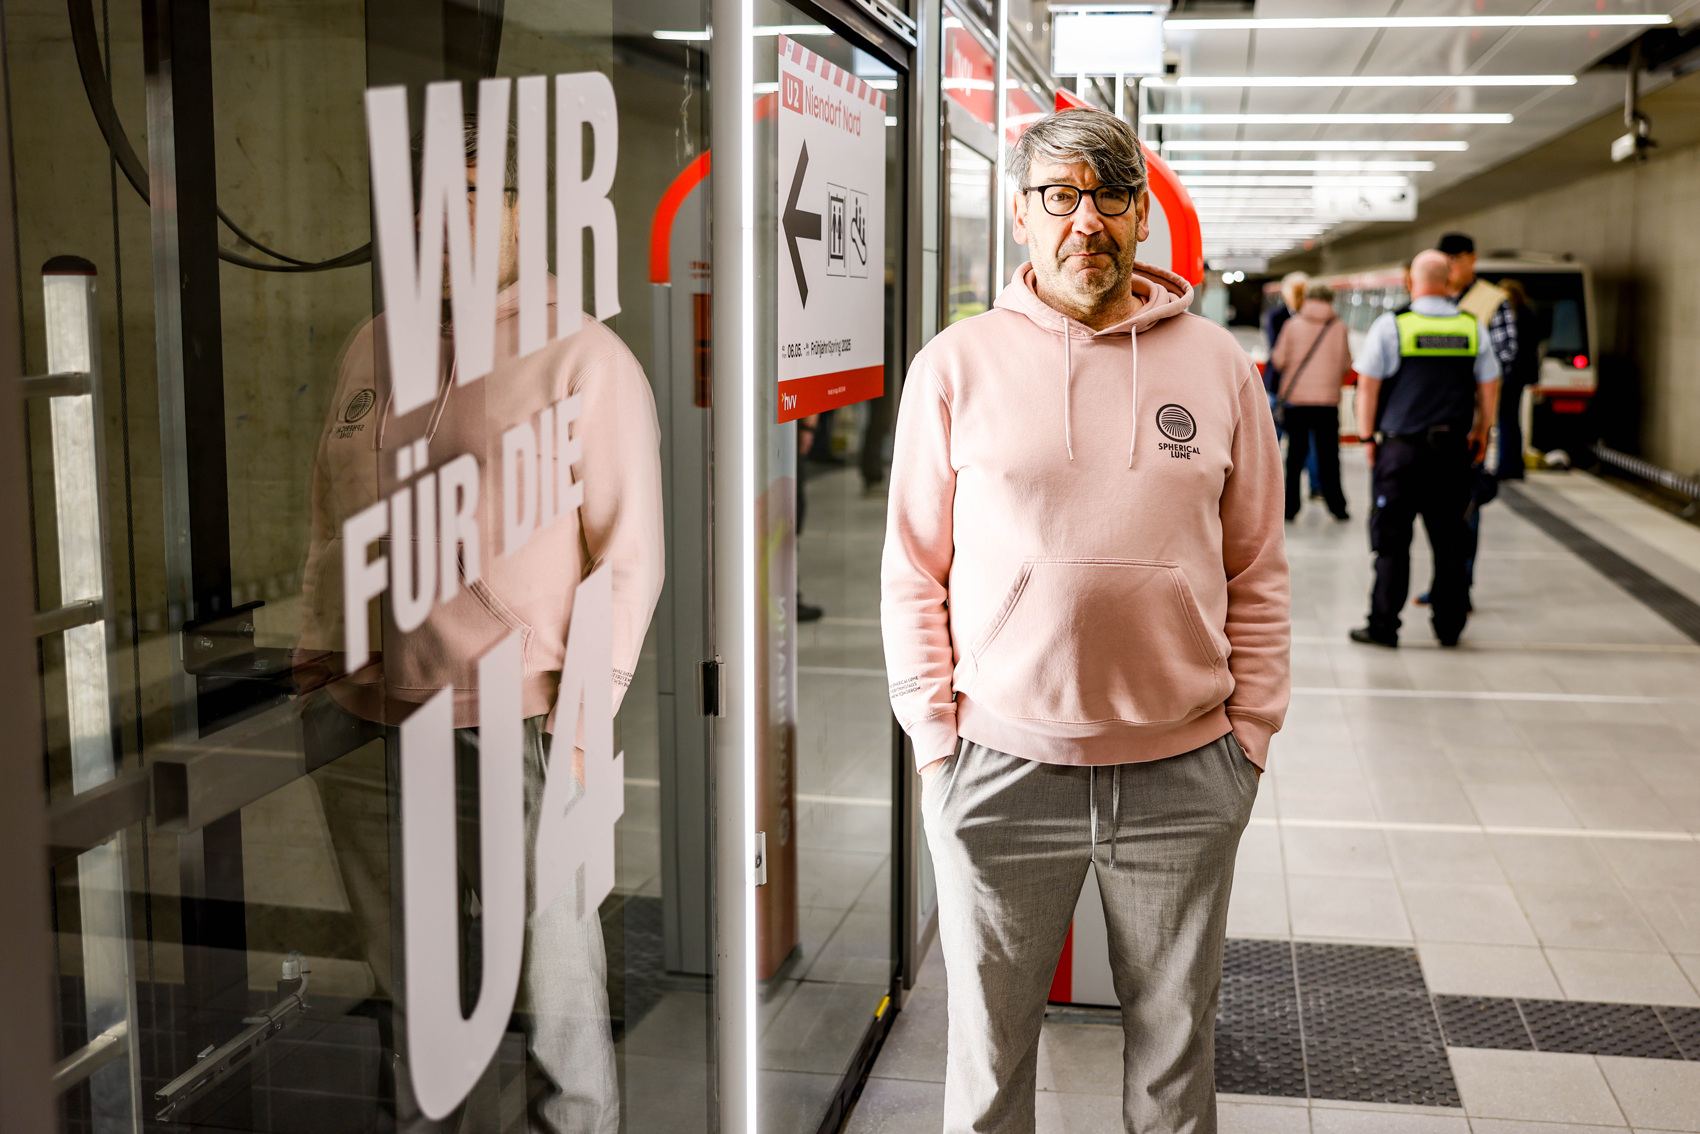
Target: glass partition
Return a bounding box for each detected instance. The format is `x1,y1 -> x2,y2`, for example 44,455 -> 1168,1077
11,0 -> 721,1128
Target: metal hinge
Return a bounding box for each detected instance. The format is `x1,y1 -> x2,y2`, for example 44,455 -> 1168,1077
754,831 -> 768,887
699,656 -> 724,716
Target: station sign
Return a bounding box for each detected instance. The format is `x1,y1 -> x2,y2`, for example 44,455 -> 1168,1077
775,35 -> 887,423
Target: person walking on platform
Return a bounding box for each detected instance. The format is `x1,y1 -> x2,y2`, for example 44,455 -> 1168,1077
1264,271 -> 1321,494
882,108 -> 1290,1134
1494,278 -> 1538,479
1271,280 -> 1352,521
1351,249 -> 1501,648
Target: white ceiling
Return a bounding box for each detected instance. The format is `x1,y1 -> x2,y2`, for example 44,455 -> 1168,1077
1150,0 -> 1700,262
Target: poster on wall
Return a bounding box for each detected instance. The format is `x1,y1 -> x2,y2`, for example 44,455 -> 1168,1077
775,34 -> 887,424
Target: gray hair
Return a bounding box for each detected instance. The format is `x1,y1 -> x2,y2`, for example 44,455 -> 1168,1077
1306,281 -> 1333,303
1009,109 -> 1148,196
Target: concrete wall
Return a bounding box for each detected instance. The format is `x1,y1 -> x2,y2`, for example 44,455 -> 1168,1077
1316,138 -> 1700,475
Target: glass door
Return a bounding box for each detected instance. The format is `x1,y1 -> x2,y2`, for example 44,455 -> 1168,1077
748,6 -> 909,1132
10,0 -> 723,1129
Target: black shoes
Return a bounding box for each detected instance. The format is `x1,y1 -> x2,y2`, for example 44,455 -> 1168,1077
1332,511 -> 1351,522
798,601 -> 824,623
1349,627 -> 1398,648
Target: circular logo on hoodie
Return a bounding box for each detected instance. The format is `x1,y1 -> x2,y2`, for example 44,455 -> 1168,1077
1156,403 -> 1196,443
344,388 -> 376,423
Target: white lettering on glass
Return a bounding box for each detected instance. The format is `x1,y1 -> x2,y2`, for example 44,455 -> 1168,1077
517,75 -> 549,356
391,473 -> 438,633
437,453 -> 481,604
365,78 -> 510,415
555,73 -> 621,327
534,562 -> 623,918
500,420 -> 538,556
341,499 -> 389,672
400,634 -> 526,1120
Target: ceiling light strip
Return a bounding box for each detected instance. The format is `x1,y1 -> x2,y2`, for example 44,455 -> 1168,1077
1161,140 -> 1470,152
1153,75 -> 1575,88
1145,113 -> 1513,125
1164,15 -> 1672,31
1167,160 -> 1435,172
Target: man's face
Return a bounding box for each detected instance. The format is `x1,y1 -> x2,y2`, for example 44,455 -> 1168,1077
1446,251 -> 1476,293
1012,158 -> 1149,320
440,163 -> 522,299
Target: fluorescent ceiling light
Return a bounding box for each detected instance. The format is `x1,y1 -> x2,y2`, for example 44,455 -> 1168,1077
1161,140 -> 1469,153
652,23 -> 830,40
1180,175 -> 1413,187
1146,113 -> 1513,125
1165,15 -> 1672,31
1156,74 -> 1575,88
866,79 -> 898,90
1167,160 -> 1435,172
943,77 -> 996,90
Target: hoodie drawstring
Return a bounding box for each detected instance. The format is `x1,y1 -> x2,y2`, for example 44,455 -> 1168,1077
1062,329 -> 1075,461
1088,765 -> 1098,862
1110,765 -> 1120,869
1090,765 -> 1123,869
1062,322 -> 1140,467
1127,336 -> 1138,468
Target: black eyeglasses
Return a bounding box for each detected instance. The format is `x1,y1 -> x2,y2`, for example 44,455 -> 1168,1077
1023,184 -> 1136,217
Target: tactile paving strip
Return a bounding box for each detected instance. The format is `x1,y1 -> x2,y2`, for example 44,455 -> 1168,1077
1213,1031 -> 1307,1098
1294,942 -> 1428,993
1218,978 -> 1302,1037
1519,998 -> 1684,1060
1302,1038 -> 1461,1109
1208,940 -> 1700,1106
1656,1005 -> 1700,1060
1434,995 -> 1534,1051
1223,937 -> 1296,983
1500,482 -> 1700,643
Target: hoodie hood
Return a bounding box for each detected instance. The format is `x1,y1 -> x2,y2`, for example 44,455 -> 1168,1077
993,260 -> 1196,464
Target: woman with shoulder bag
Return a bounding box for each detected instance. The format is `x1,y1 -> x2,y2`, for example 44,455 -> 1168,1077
1270,281 -> 1354,521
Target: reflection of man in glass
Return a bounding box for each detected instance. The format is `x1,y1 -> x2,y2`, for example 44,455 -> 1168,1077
298,117 -> 663,1133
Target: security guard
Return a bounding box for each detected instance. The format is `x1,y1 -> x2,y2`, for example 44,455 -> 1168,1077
1350,249 -> 1501,648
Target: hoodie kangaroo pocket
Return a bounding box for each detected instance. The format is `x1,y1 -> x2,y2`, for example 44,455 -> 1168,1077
966,558 -> 1227,726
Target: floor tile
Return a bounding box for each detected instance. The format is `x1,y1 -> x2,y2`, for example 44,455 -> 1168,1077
1513,884 -> 1666,952
1401,882 -> 1538,946
1035,1022 -> 1122,1096
1466,1122 -> 1627,1133
1217,1099 -> 1312,1134
1543,948 -> 1700,1007
1228,876 -> 1292,937
841,1075 -> 945,1134
1033,1090 -> 1122,1133
1417,943 -> 1563,1000
1595,1055 -> 1700,1132
872,989 -> 946,1082
1446,1048 -> 1625,1125
1288,876 -> 1413,942
1309,1105 -> 1470,1132
1465,783 -> 1583,829
1384,830 -> 1508,885
1282,825 -> 1396,878
1490,837 -> 1617,887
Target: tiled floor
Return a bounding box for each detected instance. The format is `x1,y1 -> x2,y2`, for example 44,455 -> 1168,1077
846,451 -> 1700,1133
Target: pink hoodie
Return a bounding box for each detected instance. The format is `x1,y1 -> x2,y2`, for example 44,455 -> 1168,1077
881,261 -> 1289,769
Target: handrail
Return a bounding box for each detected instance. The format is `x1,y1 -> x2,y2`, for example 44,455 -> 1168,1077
1594,442 -> 1700,500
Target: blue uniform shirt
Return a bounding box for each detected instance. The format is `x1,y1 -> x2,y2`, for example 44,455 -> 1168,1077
1353,295 -> 1502,385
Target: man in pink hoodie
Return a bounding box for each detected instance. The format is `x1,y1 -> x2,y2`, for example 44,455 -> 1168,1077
882,109 -> 1289,1133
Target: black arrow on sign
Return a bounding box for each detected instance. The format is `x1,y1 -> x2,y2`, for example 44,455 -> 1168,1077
783,142 -> 822,306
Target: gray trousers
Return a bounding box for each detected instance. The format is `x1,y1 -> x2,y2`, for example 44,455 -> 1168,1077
922,734 -> 1258,1134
